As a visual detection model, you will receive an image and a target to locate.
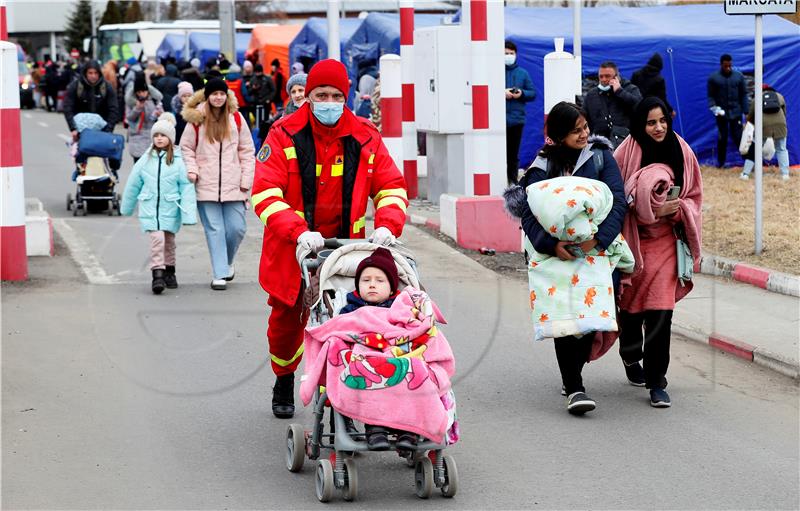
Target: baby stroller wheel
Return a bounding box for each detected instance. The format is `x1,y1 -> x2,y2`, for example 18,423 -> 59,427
440,454 -> 458,498
81,200 -> 89,216
66,193 -> 72,211
286,423 -> 305,472
107,199 -> 114,216
315,459 -> 334,502
114,194 -> 122,215
342,458 -> 358,501
414,456 -> 433,499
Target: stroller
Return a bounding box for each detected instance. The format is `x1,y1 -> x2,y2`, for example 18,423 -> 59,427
285,239 -> 459,502
66,113 -> 124,216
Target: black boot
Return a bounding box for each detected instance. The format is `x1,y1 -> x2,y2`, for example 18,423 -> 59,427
164,265 -> 178,289
365,425 -> 390,451
272,373 -> 295,418
151,269 -> 166,294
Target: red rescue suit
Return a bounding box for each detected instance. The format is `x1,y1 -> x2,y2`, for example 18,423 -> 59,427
251,103 -> 408,375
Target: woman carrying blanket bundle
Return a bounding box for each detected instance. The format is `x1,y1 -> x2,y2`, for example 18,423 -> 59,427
504,101 -> 628,416
613,97 -> 703,408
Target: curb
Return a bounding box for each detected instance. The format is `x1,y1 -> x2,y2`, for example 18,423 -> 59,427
407,213 -> 799,380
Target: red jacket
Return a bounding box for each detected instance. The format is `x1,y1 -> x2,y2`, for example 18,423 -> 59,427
251,104 -> 408,305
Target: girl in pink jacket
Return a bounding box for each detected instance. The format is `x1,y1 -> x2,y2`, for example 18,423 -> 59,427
180,78 -> 255,290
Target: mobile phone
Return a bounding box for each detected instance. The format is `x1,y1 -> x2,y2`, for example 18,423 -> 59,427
667,185 -> 681,200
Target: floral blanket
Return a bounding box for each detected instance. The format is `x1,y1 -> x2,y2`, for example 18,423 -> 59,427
525,176 -> 634,342
300,287 -> 459,444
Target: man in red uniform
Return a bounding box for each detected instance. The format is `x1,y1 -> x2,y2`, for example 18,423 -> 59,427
250,59 -> 408,418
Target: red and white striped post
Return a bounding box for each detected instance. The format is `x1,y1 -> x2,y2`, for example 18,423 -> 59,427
379,54 -> 403,172
399,0 -> 417,199
0,37 -> 29,280
462,0 -> 505,196
0,1 -> 7,40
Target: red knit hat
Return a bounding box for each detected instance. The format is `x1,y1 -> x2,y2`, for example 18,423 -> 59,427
355,247 -> 399,293
305,59 -> 350,97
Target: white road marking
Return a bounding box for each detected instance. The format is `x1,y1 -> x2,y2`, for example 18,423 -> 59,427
38,121 -> 49,128
57,133 -> 71,142
52,218 -> 115,285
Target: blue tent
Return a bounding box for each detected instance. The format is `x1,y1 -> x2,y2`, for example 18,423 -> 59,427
189,32 -> 250,66
289,17 -> 363,70
342,12 -> 444,82
156,33 -> 186,62
496,5 -> 800,167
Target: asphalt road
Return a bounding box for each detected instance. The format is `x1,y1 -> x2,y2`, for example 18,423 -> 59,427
3,110 -> 798,510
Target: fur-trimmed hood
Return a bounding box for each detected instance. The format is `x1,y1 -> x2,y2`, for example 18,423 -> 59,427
180,89 -> 239,125
503,135 -> 614,219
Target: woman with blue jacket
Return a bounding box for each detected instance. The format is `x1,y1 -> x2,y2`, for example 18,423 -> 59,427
505,101 -> 627,415
121,113 -> 198,294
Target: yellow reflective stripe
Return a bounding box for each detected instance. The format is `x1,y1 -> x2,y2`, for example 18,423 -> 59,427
258,201 -> 291,223
250,187 -> 284,208
374,187 -> 408,202
368,154 -> 375,164
295,210 -> 305,219
331,164 -> 343,177
284,147 -> 297,160
353,215 -> 366,234
376,196 -> 407,212
271,344 -> 305,367
315,164 -> 322,177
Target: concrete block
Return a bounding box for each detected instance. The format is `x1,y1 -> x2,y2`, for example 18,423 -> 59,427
439,194 -> 521,253
766,271 -> 800,297
25,210 -> 53,257
439,193 -> 458,241
732,263 -> 770,289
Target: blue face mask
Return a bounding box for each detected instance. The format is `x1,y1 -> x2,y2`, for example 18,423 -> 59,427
312,101 -> 344,125
597,83 -> 611,92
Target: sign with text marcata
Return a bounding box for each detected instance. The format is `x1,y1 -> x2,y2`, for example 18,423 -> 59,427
725,0 -> 798,15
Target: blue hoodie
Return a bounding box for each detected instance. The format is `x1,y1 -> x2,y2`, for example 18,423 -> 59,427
505,62 -> 536,126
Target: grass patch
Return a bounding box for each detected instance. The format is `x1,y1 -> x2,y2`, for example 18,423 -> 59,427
701,164 -> 799,275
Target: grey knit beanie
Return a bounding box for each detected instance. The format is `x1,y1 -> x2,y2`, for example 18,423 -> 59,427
151,112 -> 177,145
286,72 -> 307,95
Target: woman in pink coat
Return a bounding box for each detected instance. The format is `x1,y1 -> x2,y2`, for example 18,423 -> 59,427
613,97 -> 703,408
180,78 -> 255,290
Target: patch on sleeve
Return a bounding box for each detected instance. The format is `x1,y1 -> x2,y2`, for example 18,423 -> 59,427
257,144 -> 271,163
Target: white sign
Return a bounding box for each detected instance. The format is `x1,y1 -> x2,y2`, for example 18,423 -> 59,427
725,0 -> 798,15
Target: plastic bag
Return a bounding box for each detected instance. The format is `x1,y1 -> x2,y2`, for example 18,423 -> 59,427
739,121 -> 754,155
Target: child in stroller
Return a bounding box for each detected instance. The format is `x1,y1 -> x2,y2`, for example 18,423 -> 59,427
66,113 -> 123,216
286,241 -> 459,502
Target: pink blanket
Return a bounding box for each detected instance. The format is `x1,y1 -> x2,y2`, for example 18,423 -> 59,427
300,288 -> 456,444
614,135 -> 703,284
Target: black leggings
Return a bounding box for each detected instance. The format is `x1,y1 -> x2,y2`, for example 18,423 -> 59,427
618,310 -> 673,389
553,334 -> 594,395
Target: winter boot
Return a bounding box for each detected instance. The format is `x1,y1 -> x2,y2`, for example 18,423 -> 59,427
151,269 -> 166,295
272,373 -> 295,418
164,265 -> 178,289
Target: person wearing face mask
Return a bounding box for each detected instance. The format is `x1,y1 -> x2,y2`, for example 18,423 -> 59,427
582,61 -> 642,149
504,40 -> 536,185
283,72 -> 307,117
249,59 -> 409,419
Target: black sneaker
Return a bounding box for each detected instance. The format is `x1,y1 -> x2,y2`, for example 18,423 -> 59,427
396,432 -> 417,451
624,361 -> 646,387
272,374 -> 295,418
151,269 -> 166,295
366,426 -> 390,451
566,392 -> 596,415
650,388 -> 671,408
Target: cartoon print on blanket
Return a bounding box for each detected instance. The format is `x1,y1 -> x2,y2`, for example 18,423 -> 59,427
525,176 -> 635,342
300,287 -> 459,444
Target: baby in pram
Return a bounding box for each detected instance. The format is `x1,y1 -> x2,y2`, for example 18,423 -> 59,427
300,245 -> 459,452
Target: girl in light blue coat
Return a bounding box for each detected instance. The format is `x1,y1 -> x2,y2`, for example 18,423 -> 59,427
121,113 -> 197,294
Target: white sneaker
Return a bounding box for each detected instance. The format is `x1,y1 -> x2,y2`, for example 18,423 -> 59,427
739,173 -> 749,180
781,174 -> 790,181
224,264 -> 235,281
210,279 -> 227,290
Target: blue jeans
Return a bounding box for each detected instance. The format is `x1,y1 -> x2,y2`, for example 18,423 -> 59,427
743,136 -> 790,177
197,201 -> 247,279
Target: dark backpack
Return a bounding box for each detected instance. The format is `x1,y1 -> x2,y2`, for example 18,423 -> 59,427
762,91 -> 781,114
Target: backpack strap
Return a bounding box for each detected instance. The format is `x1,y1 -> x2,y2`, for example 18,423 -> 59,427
192,112 -> 243,139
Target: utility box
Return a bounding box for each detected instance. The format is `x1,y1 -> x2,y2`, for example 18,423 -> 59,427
414,25 -> 466,134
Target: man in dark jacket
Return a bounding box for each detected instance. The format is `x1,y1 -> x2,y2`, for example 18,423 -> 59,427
249,64 -> 276,134
582,61 -> 642,149
505,40 -> 536,184
631,52 -> 673,115
155,63 -> 182,113
707,54 -> 748,167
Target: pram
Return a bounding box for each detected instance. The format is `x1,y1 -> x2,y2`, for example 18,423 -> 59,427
66,113 -> 123,216
285,239 -> 459,502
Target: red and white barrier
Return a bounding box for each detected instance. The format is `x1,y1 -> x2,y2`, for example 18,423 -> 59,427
379,54 -> 403,172
399,0 -> 417,199
1,39 -> 28,280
